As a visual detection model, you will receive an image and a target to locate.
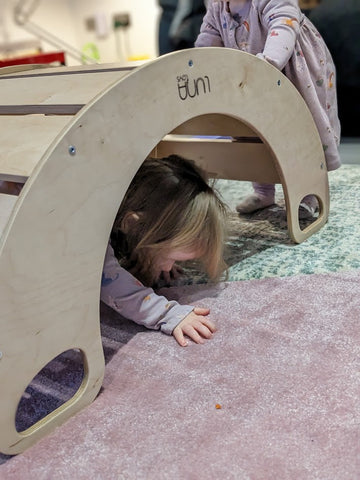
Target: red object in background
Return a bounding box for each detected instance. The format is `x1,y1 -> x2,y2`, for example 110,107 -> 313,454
0,51 -> 66,67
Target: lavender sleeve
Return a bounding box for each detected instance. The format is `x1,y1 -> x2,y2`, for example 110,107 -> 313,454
259,0 -> 301,70
194,4 -> 224,47
100,244 -> 194,335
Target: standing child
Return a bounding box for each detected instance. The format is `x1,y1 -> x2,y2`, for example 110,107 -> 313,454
195,0 -> 341,218
101,154 -> 228,347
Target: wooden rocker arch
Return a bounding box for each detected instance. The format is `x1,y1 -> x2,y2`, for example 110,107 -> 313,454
0,47 -> 328,454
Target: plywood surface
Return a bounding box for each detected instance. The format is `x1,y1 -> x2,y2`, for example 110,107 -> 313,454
155,136 -> 280,183
0,65 -> 132,108
0,116 -> 72,181
171,114 -> 258,137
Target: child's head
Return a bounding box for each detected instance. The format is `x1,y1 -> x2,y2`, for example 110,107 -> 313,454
112,154 -> 228,286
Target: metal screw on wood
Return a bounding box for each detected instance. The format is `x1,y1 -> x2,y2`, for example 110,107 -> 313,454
68,145 -> 76,156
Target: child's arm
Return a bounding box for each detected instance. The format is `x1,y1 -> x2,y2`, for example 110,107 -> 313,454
258,0 -> 301,70
194,3 -> 224,47
101,244 -> 215,346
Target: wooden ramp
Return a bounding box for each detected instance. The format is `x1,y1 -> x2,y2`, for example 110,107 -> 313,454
0,48 -> 329,454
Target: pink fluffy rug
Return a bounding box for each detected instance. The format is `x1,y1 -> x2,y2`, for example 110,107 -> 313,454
1,270 -> 360,479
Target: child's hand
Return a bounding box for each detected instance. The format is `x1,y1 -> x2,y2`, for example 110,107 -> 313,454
160,264 -> 184,284
172,307 -> 216,347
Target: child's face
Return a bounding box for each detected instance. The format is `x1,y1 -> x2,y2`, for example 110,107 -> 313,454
154,247 -> 199,275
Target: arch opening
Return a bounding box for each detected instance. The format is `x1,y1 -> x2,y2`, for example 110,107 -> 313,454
15,349 -> 85,433
298,194 -> 320,231
151,113 -> 281,184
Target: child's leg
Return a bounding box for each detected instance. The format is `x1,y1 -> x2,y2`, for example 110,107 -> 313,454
236,182 -> 275,214
299,194 -> 318,219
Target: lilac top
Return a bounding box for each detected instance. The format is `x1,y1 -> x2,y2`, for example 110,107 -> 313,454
100,244 -> 194,335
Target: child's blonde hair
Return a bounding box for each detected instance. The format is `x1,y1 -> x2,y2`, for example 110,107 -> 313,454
111,155 -> 228,286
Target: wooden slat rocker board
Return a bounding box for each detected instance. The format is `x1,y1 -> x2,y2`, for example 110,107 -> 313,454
0,47 -> 329,454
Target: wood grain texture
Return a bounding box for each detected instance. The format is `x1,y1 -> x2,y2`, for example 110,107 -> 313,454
0,116 -> 72,181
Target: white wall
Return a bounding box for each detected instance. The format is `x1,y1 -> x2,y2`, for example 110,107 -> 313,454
69,0 -> 161,63
0,0 -> 161,65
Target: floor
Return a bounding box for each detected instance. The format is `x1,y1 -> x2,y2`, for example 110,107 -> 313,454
0,138 -> 359,479
338,137 -> 360,164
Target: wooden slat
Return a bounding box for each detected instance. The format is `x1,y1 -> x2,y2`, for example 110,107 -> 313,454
0,105 -> 83,115
0,64 -> 48,76
0,115 -> 72,181
0,62 -> 136,78
171,114 -> 258,137
154,137 -> 281,183
0,193 -> 17,238
0,65 -> 133,108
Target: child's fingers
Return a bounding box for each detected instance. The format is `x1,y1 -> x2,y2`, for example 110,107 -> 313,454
182,321 -> 214,343
193,307 -> 210,316
199,317 -> 217,334
193,311 -> 217,333
194,322 -> 214,339
172,326 -> 189,347
182,326 -> 205,344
